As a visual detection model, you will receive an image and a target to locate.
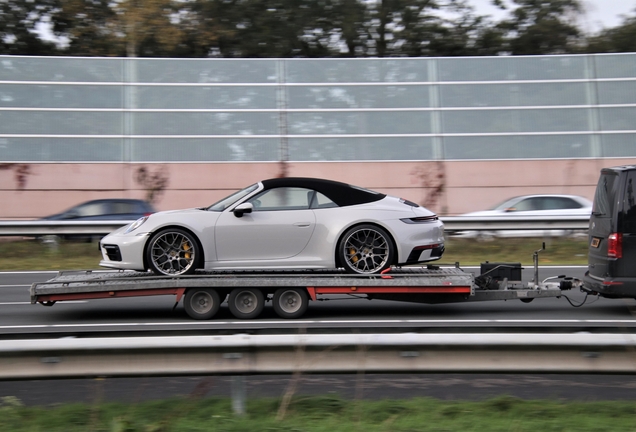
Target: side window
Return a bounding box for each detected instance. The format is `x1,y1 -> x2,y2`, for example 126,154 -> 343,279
249,187 -> 313,211
543,197 -> 581,210
311,192 -> 337,209
512,198 -> 539,211
75,203 -> 106,217
622,173 -> 636,233
111,202 -> 136,214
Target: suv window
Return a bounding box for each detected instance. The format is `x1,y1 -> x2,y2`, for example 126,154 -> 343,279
622,172 -> 636,233
593,172 -> 619,217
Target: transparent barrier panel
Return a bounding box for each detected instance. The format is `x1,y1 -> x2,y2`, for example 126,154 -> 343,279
130,138 -> 279,162
131,59 -> 278,83
133,86 -> 277,109
285,59 -> 432,83
442,108 -> 591,134
0,111 -> 122,135
440,82 -> 588,107
443,135 -> 593,159
0,84 -> 122,109
288,85 -> 432,109
131,112 -> 279,135
0,138 -> 122,161
0,57 -> 123,82
288,137 -> 434,161
288,111 -> 432,135
438,56 -> 588,82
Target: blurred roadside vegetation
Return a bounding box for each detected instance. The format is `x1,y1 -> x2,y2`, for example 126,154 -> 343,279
0,236 -> 587,271
1,394 -> 635,432
3,0 -> 636,58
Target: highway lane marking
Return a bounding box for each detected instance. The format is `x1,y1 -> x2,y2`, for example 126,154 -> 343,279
2,319 -> 636,329
0,285 -> 31,288
0,301 -> 88,305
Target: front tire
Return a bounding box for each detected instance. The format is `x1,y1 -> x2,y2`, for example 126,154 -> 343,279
228,288 -> 265,319
146,228 -> 199,276
184,288 -> 220,320
273,288 -> 309,319
338,224 -> 395,274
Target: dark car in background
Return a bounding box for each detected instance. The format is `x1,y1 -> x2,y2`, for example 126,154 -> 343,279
43,199 -> 155,221
583,166 -> 636,298
41,199 -> 155,242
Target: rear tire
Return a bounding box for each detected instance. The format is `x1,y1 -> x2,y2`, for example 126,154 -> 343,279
338,224 -> 395,274
184,288 -> 220,320
228,288 -> 265,319
273,288 -> 309,319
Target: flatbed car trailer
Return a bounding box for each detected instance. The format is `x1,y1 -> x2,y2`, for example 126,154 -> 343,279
31,253 -> 581,320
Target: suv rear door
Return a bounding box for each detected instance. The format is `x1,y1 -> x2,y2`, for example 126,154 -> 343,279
588,167 -> 636,290
588,169 -> 619,282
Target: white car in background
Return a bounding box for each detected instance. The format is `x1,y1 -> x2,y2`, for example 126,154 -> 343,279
454,194 -> 593,240
98,178 -> 445,275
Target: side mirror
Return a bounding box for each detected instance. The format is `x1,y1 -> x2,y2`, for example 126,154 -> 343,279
233,202 -> 253,218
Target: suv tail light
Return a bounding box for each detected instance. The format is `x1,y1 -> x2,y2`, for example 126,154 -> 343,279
608,233 -> 623,258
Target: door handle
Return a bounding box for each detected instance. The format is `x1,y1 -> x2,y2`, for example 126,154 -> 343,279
294,222 -> 311,227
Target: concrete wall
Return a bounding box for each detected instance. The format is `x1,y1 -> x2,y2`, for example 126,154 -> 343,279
2,158 -> 633,219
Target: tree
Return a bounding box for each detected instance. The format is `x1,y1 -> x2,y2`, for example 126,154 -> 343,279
51,0 -> 191,57
587,11 -> 636,53
495,0 -> 584,55
0,0 -> 57,54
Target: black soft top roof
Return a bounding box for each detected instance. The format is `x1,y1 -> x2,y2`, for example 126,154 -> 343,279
260,177 -> 386,207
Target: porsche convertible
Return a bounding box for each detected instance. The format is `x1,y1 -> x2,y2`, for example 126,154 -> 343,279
98,177 -> 445,275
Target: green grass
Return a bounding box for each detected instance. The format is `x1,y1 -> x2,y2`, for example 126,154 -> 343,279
1,395 -> 635,431
0,236 -> 589,272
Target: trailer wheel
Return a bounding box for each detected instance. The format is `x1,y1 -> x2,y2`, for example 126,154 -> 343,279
339,224 -> 395,274
520,298 -> 534,303
273,288 -> 309,319
228,288 -> 264,319
184,288 -> 220,320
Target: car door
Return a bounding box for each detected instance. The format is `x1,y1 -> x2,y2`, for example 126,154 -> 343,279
214,187 -> 316,261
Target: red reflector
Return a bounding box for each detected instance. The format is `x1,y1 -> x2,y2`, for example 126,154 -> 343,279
608,233 -> 623,259
413,244 -> 441,251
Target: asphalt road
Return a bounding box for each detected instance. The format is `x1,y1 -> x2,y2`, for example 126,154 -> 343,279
3,267 -> 636,406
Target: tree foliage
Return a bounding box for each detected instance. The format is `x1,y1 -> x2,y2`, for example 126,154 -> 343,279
0,0 -> 633,57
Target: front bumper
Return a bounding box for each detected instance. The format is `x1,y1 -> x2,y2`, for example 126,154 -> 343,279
98,231 -> 149,271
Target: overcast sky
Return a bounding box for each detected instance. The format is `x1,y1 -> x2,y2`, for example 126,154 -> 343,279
468,0 -> 636,33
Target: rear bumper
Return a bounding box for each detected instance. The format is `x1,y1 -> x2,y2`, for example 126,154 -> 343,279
582,271 -> 636,298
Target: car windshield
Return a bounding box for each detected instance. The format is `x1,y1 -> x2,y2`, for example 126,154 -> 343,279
206,183 -> 259,212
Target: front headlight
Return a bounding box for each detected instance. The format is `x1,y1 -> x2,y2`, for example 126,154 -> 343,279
124,216 -> 149,234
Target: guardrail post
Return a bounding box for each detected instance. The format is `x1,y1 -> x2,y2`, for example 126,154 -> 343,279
231,375 -> 246,416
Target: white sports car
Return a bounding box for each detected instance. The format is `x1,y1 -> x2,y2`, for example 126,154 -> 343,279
99,178 -> 445,275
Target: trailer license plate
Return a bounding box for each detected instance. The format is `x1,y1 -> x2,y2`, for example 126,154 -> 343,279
591,237 -> 600,248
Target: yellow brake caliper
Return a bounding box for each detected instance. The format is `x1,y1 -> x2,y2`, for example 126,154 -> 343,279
349,248 -> 358,263
182,241 -> 192,260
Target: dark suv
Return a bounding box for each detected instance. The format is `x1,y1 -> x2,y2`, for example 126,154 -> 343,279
583,165 -> 636,298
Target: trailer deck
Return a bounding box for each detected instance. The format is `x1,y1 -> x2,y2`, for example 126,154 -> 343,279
30,264 -> 574,320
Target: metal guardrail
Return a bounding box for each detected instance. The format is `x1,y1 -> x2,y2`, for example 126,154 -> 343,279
0,216 -> 591,237
0,333 -> 634,380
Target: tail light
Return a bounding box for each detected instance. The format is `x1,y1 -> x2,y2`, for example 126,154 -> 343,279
608,233 -> 623,258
